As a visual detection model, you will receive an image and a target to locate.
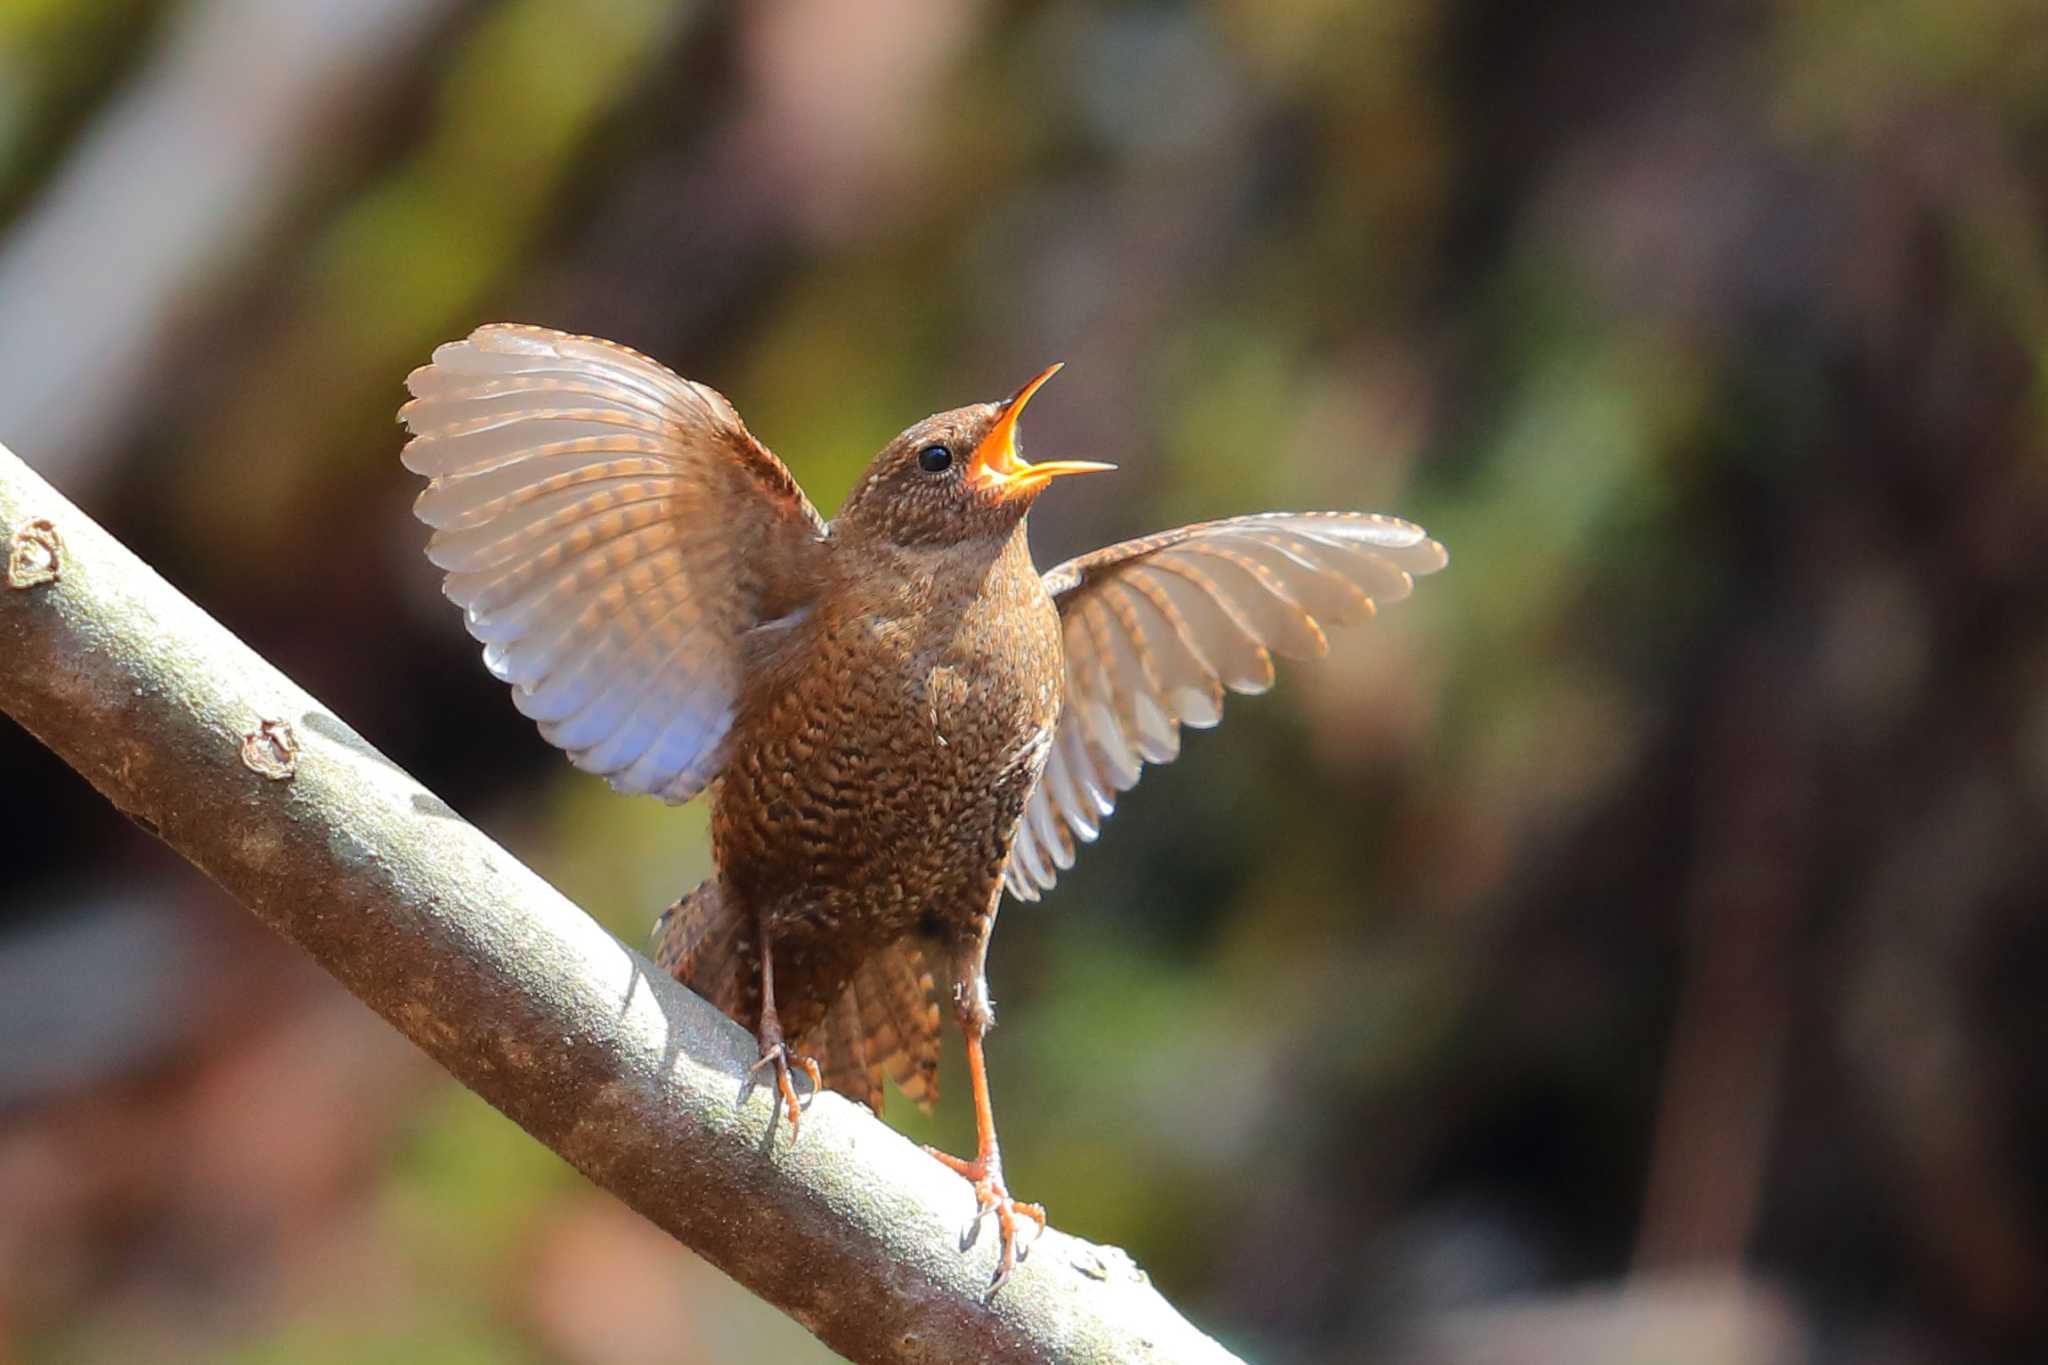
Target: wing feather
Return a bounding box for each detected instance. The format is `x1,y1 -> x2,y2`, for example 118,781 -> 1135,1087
1007,512 -> 1445,901
401,324 -> 825,804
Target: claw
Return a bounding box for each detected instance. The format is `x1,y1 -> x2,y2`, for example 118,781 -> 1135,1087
924,1145 -> 1046,1294
751,1041 -> 821,1140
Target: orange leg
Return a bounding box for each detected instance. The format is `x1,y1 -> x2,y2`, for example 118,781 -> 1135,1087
748,916 -> 820,1140
924,1022 -> 1046,1294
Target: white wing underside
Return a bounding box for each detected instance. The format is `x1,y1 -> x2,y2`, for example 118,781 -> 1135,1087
1005,512 -> 1447,902
400,325 -> 822,805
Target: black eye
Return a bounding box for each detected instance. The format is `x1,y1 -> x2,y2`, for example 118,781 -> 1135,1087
916,443 -> 953,474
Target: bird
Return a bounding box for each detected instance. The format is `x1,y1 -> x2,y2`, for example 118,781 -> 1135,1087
399,323 -> 1446,1290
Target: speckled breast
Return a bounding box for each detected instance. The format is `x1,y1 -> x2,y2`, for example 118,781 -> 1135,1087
710,567 -> 1065,958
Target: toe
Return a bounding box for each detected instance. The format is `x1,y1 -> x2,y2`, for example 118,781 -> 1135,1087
748,1044 -> 817,1141
776,1066 -> 803,1135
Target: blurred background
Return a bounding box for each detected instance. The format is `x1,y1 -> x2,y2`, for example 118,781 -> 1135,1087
2,1 -> 2045,1362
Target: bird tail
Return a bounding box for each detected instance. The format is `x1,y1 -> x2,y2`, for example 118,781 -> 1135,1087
804,940 -> 944,1116
651,878 -> 752,1023
651,884 -> 944,1116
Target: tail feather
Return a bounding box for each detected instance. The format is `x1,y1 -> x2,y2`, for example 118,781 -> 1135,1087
816,984 -> 876,1109
651,878 -> 752,1024
855,940 -> 943,1112
653,882 -> 943,1115
805,940 -> 942,1114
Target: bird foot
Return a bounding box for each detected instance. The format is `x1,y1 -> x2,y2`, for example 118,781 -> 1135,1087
923,1146 -> 1046,1294
750,1040 -> 821,1140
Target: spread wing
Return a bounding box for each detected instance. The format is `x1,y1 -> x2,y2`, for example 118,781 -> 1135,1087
1005,512 -> 1447,901
400,324 -> 826,804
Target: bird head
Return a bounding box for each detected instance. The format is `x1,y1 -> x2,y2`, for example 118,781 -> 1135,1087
838,363 -> 1113,548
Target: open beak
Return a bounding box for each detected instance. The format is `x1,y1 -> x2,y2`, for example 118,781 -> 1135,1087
967,362 -> 1115,499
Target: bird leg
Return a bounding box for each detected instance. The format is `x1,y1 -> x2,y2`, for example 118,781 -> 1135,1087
748,915 -> 820,1139
924,1001 -> 1046,1294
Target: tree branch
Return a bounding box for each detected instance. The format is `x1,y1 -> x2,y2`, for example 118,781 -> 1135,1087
0,442 -> 1246,1365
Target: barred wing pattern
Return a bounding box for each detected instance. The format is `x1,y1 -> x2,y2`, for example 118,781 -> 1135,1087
400,324 -> 826,804
1005,513 -> 1448,901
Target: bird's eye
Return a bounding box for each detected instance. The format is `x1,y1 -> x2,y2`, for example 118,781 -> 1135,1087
917,443 -> 953,474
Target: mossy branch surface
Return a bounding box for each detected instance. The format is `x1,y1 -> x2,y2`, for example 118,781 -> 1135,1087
0,442 -> 1246,1365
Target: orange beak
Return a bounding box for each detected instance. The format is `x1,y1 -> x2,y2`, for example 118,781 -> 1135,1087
967,362 -> 1115,499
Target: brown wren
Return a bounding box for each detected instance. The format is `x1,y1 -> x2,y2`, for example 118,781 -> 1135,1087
400,324 -> 1446,1290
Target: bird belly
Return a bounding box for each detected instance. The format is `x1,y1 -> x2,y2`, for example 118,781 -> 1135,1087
710,603 -> 1061,979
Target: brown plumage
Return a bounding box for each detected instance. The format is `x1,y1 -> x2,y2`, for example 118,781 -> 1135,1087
400,323 -> 1446,1288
